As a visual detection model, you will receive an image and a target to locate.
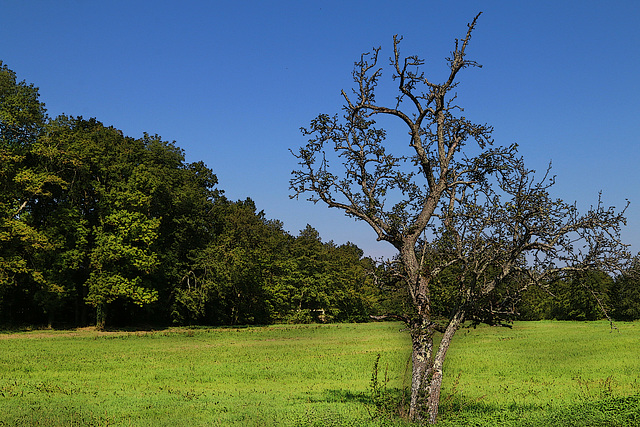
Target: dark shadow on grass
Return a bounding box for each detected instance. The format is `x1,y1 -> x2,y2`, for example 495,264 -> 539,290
101,324 -> 169,332
0,324 -> 68,334
0,323 -> 173,335
436,394 -> 640,426
319,388 -> 412,424
322,389 -> 372,404
318,387 -> 640,426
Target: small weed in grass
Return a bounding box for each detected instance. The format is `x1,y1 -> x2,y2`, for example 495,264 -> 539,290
369,353 -> 408,421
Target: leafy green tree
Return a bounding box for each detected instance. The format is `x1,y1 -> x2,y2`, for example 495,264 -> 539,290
85,201 -> 161,329
137,134 -> 220,321
545,271 -> 612,321
515,270 -> 614,321
515,285 -> 549,321
610,255 -> 640,321
24,114 -> 222,328
36,117 -> 175,327
180,198 -> 282,325
324,241 -> 379,322
28,116 -> 104,325
283,225 -> 333,321
272,225 -> 378,323
0,61 -> 64,324
0,61 -> 379,330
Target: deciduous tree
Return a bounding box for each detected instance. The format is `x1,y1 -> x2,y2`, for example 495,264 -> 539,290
610,255 -> 640,321
182,198 -> 280,325
291,14 -> 628,423
0,61 -> 64,324
38,117 -> 172,327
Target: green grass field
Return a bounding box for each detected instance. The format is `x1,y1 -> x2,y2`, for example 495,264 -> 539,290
0,321 -> 638,426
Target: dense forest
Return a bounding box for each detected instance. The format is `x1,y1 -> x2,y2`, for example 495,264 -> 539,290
1,61 -> 638,328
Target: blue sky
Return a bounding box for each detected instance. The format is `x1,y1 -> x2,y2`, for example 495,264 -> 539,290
1,1 -> 639,259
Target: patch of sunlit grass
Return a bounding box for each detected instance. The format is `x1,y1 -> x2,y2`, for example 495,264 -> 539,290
0,321 -> 638,426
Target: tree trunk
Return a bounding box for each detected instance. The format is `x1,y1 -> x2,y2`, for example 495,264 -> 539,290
403,254 -> 435,422
408,324 -> 434,421
425,310 -> 465,424
47,311 -> 54,329
96,303 -> 107,330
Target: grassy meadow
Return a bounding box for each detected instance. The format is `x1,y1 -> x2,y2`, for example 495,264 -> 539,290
0,321 -> 638,426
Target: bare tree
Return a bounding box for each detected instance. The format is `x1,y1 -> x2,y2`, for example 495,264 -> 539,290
290,13 -> 628,423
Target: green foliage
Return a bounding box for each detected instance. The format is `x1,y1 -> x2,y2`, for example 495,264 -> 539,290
515,270 -> 615,322
0,61 -> 46,147
610,255 -> 640,321
174,206 -> 379,326
0,75 -> 224,327
273,226 -> 379,324
181,198 -> 278,325
0,61 -> 64,324
0,61 -> 382,328
32,117 -> 186,327
547,271 -> 612,321
85,209 -> 160,308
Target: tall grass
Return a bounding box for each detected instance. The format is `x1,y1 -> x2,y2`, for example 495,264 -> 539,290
0,321 -> 638,426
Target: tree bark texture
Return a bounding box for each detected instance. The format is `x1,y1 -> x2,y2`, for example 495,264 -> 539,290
96,303 -> 107,330
407,309 -> 464,423
425,310 -> 464,424
409,324 -> 434,421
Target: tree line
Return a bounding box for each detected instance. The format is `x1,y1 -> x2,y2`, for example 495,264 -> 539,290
1,61 -> 638,331
0,61 -> 380,328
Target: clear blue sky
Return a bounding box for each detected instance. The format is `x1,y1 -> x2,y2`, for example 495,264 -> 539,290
1,1 -> 638,259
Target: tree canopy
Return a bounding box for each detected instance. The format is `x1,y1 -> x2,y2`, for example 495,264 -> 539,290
291,14 -> 630,423
0,61 -> 379,329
